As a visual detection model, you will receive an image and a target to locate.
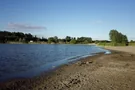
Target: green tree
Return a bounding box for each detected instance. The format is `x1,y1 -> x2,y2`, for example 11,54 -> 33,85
76,37 -> 92,44
70,38 -> 77,44
109,30 -> 119,43
109,30 -> 128,46
122,35 -> 128,43
130,40 -> 134,43
48,37 -> 55,44
54,36 -> 59,43
59,38 -> 66,44
65,36 -> 71,43
40,37 -> 48,42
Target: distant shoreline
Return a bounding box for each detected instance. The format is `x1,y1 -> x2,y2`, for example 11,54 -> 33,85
0,42 -> 96,45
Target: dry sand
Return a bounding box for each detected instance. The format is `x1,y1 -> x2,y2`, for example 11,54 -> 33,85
0,46 -> 135,90
104,46 -> 135,54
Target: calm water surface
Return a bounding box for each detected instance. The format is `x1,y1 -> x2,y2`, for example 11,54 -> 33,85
0,44 -> 110,81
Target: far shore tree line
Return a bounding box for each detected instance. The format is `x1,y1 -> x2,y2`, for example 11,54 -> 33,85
0,31 -> 92,44
0,30 -> 135,46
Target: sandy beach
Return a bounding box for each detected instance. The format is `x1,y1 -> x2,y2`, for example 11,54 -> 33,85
105,46 -> 135,54
0,46 -> 135,90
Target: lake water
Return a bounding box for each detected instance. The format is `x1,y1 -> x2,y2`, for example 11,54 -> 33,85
0,44 -> 110,82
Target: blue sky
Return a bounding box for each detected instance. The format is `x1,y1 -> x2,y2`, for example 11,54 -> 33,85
0,0 -> 135,40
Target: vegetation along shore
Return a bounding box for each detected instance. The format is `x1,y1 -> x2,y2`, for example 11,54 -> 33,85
1,30 -> 135,46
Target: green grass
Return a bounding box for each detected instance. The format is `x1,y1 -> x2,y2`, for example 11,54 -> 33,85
97,42 -> 127,46
129,43 -> 135,46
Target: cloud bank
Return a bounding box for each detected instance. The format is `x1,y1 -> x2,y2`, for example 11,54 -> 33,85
7,23 -> 46,30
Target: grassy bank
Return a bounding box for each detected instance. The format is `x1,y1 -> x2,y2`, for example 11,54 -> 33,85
97,42 -> 132,46
129,43 -> 135,46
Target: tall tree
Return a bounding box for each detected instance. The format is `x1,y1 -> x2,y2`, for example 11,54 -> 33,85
65,36 -> 71,43
70,38 -> 77,44
48,37 -> 54,43
109,30 -> 128,45
54,36 -> 59,43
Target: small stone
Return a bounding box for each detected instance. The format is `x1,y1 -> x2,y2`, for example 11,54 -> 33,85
86,62 -> 89,64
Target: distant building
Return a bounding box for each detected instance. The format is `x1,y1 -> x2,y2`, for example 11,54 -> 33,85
30,40 -> 33,43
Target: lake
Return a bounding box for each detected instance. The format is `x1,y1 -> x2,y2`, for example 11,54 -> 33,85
0,44 -> 110,82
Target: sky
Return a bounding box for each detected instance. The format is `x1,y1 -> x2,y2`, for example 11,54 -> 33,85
0,0 -> 135,40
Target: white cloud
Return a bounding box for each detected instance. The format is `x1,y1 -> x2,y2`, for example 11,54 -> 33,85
7,23 -> 46,31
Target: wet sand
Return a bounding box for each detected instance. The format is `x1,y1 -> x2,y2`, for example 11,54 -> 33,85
0,47 -> 135,90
